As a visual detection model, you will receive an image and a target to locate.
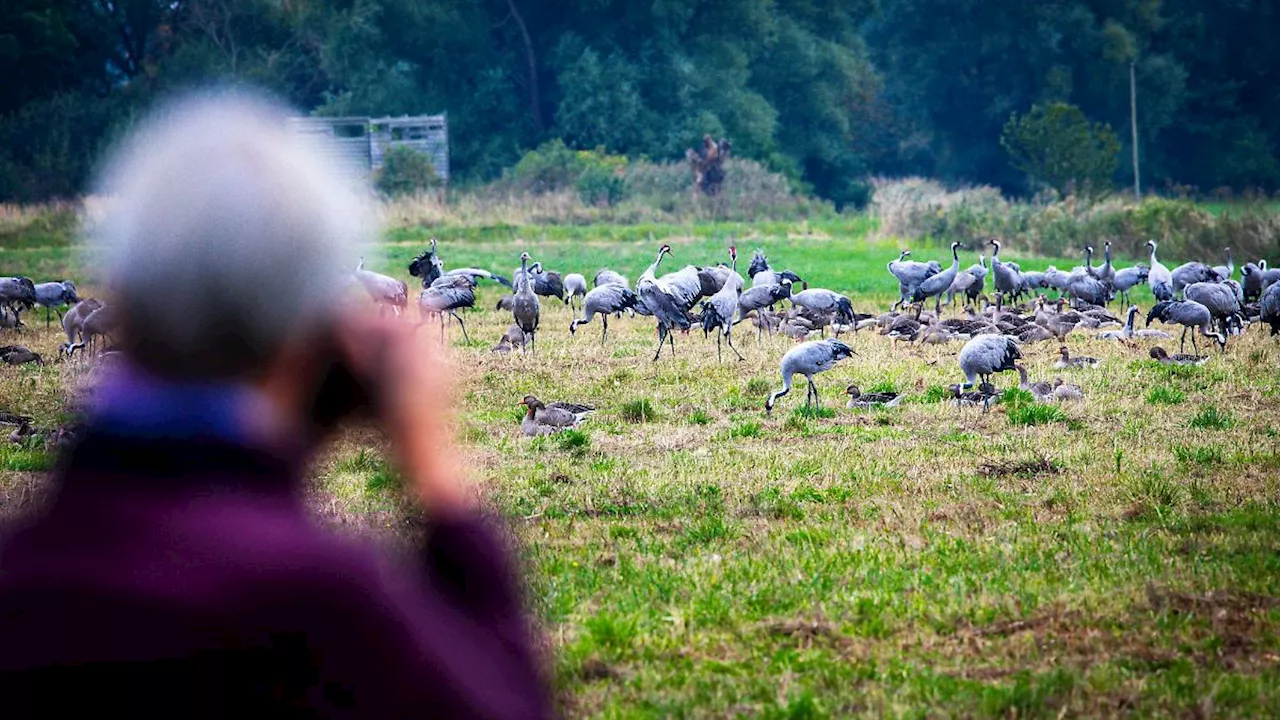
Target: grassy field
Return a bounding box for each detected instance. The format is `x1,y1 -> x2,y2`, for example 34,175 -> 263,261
3,217 -> 1280,717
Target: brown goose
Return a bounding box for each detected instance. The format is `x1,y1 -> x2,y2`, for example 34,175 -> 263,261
1051,378 -> 1084,401
1053,346 -> 1099,369
0,345 -> 43,366
1015,364 -> 1054,401
845,385 -> 902,409
520,395 -> 594,436
1148,346 -> 1208,366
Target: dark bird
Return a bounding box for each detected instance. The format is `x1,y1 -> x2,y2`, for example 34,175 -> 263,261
1146,299 -> 1224,354
511,252 -> 542,354
1261,282 -> 1280,336
0,345 -> 43,366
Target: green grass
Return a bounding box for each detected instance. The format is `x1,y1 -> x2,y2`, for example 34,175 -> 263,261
5,215 -> 1280,718
1189,406 -> 1234,430
1147,385 -> 1186,405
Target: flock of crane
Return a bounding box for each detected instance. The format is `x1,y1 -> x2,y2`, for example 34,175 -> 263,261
344,236 -> 1280,428
1,235 -> 1277,435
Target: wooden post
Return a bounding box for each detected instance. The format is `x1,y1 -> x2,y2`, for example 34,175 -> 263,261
1130,61 -> 1141,198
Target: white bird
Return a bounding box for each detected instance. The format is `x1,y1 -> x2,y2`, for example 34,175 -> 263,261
354,258 -> 408,316
765,338 -> 856,416
1145,241 -> 1174,301
1097,305 -> 1172,340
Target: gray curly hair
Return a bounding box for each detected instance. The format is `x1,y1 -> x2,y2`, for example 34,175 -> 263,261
87,88 -> 377,379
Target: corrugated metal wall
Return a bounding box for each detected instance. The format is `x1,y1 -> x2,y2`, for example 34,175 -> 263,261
286,115 -> 449,185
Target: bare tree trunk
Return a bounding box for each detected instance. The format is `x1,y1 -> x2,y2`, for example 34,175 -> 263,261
504,0 -> 543,132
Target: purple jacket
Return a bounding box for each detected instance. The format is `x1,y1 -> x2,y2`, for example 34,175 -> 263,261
0,423 -> 553,718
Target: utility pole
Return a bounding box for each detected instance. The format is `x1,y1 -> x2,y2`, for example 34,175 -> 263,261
1130,60 -> 1141,198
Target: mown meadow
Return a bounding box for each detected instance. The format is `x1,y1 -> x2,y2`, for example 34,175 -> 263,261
2,213 -> 1280,718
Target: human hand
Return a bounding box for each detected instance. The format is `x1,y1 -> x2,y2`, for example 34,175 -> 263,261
331,309 -> 472,516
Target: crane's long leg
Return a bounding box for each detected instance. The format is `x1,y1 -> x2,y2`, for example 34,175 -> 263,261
715,332 -> 722,363
45,307 -> 50,329
601,316 -> 608,346
1179,326 -> 1187,354
935,295 -> 942,317
669,328 -> 676,357
652,325 -> 667,361
1191,330 -> 1199,355
726,329 -> 744,361
451,311 -> 470,343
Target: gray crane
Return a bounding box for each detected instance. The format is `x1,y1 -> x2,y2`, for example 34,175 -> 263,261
1066,247 -> 1110,307
736,279 -> 793,340
911,241 -> 962,315
570,283 -> 639,345
1184,281 -> 1244,336
594,268 -> 629,288
888,250 -> 940,311
57,298 -> 103,357
1096,242 -> 1117,288
1259,282 -> 1280,336
790,288 -> 856,334
33,280 -> 79,328
514,262 -> 566,303
699,246 -> 745,361
1259,261 -> 1280,292
354,259 -> 408,316
945,255 -> 987,307
1041,266 -> 1071,298
69,303 -> 120,357
957,334 -> 1021,390
1242,262 -> 1265,302
765,338 -> 856,416
563,273 -> 588,311
637,244 -> 692,360
511,252 -> 542,355
418,274 -> 476,343
1112,264 -> 1148,307
407,238 -> 442,286
1171,261 -> 1218,296
989,239 -> 1024,302
1213,248 -> 1234,282
0,276 -> 36,325
1146,299 -> 1225,354
749,250 -> 807,289
1146,241 -> 1174,301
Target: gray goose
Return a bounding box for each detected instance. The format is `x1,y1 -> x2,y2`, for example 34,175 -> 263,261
519,395 -> 594,436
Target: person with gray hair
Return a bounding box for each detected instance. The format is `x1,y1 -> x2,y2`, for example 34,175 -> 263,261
0,90 -> 552,718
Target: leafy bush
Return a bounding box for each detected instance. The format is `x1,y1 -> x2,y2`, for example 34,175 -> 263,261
375,146 -> 440,197
1189,407 -> 1233,430
1174,445 -> 1223,467
1002,387 -> 1068,426
1001,102 -> 1120,199
687,409 -> 712,425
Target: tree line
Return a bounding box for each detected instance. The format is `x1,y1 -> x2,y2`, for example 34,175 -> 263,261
2,0 -> 1276,206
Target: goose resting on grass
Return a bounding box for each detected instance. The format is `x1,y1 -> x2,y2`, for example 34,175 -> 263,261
519,395 -> 594,436
1148,346 -> 1209,366
1053,346 -> 1099,369
845,385 -> 901,409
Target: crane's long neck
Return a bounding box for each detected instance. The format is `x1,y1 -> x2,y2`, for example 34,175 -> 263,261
1017,365 -> 1029,389
1124,307 -> 1137,335
992,242 -> 1001,259
1149,244 -> 1158,265
1227,249 -> 1234,272
519,257 -> 531,293
1104,245 -> 1112,269
949,244 -> 959,268
642,249 -> 665,282
1085,248 -> 1094,271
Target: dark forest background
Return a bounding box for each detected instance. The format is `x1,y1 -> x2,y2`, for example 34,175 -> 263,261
2,0 -> 1277,205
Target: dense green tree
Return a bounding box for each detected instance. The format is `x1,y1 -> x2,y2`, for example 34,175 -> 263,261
0,0 -> 1277,202
1001,102 -> 1120,199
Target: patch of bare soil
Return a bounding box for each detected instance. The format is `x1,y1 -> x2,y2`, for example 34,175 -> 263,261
977,455 -> 1062,478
